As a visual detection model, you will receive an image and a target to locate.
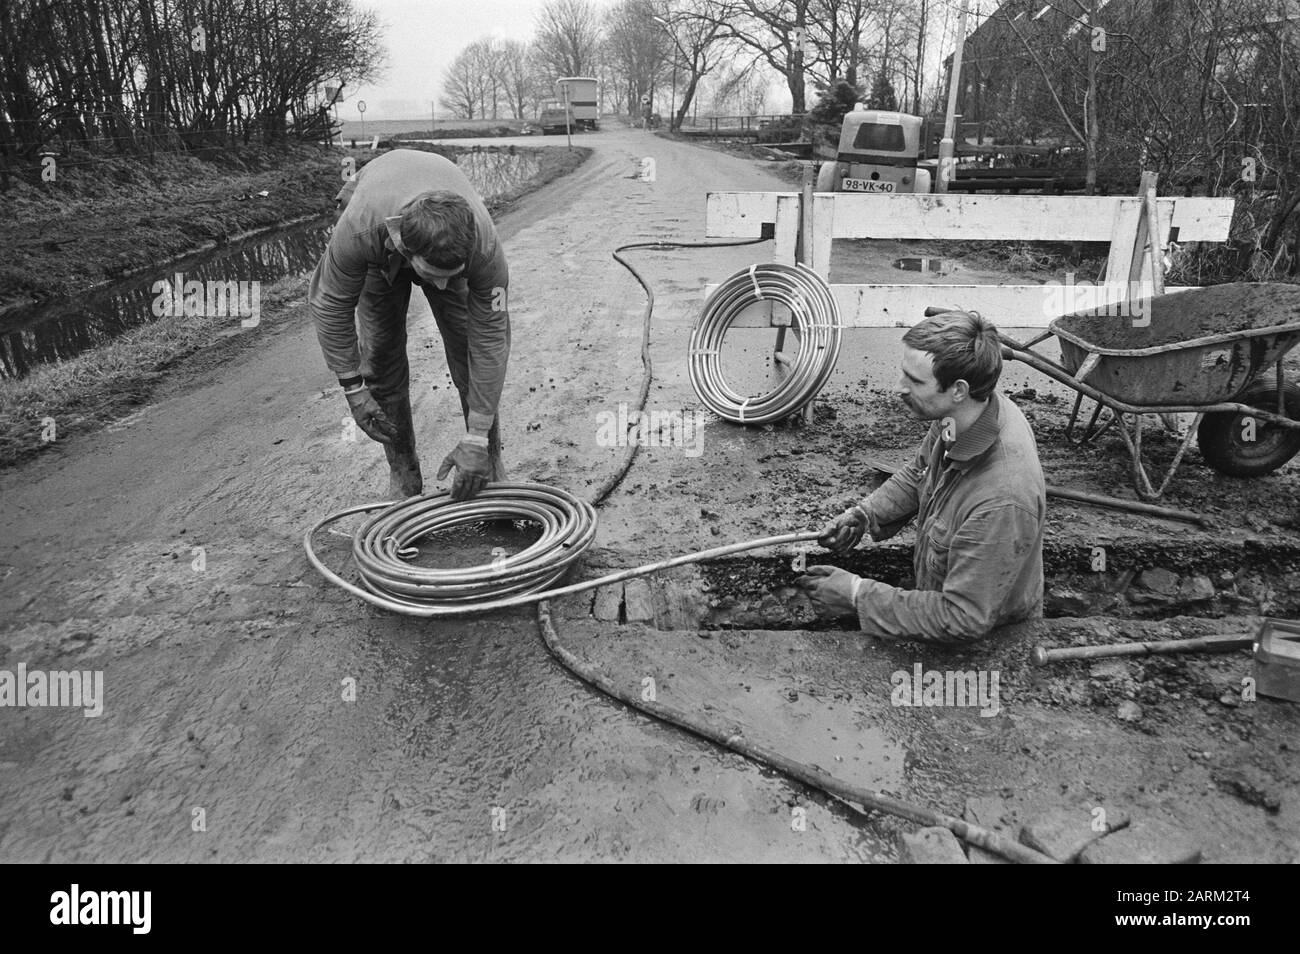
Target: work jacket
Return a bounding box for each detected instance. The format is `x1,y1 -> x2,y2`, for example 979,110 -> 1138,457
308,149 -> 509,434
855,392 -> 1046,642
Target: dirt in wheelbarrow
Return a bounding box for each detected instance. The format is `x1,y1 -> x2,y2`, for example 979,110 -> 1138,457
1058,282 -> 1300,350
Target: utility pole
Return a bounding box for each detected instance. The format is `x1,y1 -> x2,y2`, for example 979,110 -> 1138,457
936,0 -> 969,194
430,100 -> 436,136
562,81 -> 572,150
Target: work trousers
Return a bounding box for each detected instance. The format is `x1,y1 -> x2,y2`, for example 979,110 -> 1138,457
355,265 -> 504,475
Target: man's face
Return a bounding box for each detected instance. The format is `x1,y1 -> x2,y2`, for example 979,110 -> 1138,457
897,345 -> 957,421
408,256 -> 464,290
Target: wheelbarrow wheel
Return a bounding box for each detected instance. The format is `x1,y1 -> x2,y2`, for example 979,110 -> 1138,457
1197,381 -> 1300,477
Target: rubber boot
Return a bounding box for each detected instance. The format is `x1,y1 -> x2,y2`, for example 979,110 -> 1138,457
377,392 -> 423,498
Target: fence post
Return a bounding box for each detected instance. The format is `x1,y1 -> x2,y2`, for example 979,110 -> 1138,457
797,163 -> 817,424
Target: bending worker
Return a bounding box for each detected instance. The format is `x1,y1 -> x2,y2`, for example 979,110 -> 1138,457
309,148 -> 509,500
797,311 -> 1046,643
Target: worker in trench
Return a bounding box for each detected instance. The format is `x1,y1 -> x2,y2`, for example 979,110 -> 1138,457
796,311 -> 1047,642
309,148 -> 509,500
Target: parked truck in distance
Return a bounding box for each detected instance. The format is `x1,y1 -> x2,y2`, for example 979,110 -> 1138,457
538,100 -> 572,135
556,76 -> 599,131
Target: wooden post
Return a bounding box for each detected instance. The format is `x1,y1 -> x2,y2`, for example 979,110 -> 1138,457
1127,171 -> 1160,289
795,163 -> 815,265
1144,177 -> 1166,296
797,164 -> 816,424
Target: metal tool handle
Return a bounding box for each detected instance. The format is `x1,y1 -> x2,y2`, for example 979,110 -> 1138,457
1030,634 -> 1254,666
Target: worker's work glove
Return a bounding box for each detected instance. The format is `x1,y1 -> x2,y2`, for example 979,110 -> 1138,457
345,386 -> 398,445
437,438 -> 492,500
818,506 -> 870,553
795,565 -> 861,618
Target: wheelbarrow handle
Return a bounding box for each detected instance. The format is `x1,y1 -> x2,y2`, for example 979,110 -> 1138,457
998,334 -> 1080,382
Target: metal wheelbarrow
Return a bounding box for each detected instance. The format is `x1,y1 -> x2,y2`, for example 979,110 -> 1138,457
933,283 -> 1300,499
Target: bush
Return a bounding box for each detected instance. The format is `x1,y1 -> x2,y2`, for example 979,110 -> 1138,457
808,79 -> 862,126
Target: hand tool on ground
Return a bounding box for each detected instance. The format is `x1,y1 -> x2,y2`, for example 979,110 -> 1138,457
1030,633 -> 1254,666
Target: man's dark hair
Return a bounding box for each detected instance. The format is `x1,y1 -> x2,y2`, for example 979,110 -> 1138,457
399,191 -> 475,268
901,311 -> 1002,401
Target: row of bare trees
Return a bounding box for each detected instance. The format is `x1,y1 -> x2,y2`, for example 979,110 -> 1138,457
0,0 -> 385,169
440,0 -> 931,129
971,0 -> 1300,271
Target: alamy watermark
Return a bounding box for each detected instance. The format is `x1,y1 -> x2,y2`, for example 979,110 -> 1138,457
0,664 -> 103,717
891,664 -> 1000,717
151,273 -> 261,327
595,403 -> 706,458
1042,273 -> 1155,327
50,885 -> 150,934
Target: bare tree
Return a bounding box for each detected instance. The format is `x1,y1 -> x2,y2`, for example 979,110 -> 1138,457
810,0 -> 869,87
533,0 -> 603,77
499,39 -> 533,119
468,38 -> 504,120
709,60 -> 769,114
525,46 -> 557,115
441,45 -> 480,119
702,0 -> 817,113
656,1 -> 728,130
604,0 -> 670,116
996,0 -> 1110,192
0,0 -> 386,168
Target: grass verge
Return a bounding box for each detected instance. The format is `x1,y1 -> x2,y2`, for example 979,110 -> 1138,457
0,146 -> 593,469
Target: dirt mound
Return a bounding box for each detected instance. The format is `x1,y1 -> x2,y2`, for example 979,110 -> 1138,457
1057,282 -> 1300,350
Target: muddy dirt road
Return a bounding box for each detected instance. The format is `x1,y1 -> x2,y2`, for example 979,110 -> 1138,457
2,123 -> 1297,863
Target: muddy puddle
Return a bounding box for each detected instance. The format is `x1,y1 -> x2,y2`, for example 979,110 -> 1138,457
454,148 -> 542,205
0,146 -> 544,380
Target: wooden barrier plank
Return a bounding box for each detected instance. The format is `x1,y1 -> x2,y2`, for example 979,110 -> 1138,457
774,194 -> 799,264
703,282 -> 1197,329
810,193 -> 836,276
706,192 -> 1234,243
705,192 -> 780,237
1104,198 -> 1144,283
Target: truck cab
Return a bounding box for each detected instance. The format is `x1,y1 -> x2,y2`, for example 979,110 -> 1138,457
538,100 -> 572,135
816,109 -> 935,194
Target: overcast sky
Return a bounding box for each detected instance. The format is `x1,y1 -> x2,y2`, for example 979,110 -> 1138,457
346,0 -> 984,121
349,0 -> 548,120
